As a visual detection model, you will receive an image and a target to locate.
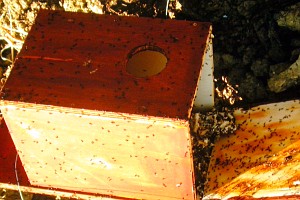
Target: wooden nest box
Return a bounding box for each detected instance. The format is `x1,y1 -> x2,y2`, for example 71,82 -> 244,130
0,10 -> 213,199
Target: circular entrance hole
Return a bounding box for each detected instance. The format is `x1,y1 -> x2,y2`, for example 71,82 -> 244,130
126,45 -> 168,78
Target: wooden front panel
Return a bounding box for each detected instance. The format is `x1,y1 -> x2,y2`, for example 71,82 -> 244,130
204,100 -> 300,199
1,102 -> 195,200
1,10 -> 211,120
0,118 -> 115,199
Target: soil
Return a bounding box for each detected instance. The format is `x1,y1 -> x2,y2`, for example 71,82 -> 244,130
0,0 -> 299,199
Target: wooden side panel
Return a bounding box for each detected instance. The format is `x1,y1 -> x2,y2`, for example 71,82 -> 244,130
1,102 -> 195,200
204,100 -> 300,199
194,28 -> 214,111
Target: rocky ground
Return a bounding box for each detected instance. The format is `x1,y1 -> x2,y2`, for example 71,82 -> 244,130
0,0 -> 299,199
180,0 -> 300,107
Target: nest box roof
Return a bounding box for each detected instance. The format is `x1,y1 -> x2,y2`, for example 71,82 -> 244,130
1,10 -> 211,119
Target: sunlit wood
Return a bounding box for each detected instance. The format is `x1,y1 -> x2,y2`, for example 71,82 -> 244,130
204,100 -> 300,199
0,10 -> 212,199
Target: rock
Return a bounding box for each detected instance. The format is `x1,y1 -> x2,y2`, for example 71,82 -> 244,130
290,38 -> 300,47
252,14 -> 272,50
276,2 -> 300,32
290,48 -> 300,61
242,46 -> 256,66
221,54 -> 237,66
253,13 -> 288,63
267,43 -> 288,63
269,62 -> 291,77
237,0 -> 257,18
238,73 -> 267,102
251,58 -> 269,77
227,68 -> 247,84
268,54 -> 300,93
214,53 -> 239,71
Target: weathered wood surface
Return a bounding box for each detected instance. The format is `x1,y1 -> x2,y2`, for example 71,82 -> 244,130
1,9 -> 211,120
204,100 -> 300,199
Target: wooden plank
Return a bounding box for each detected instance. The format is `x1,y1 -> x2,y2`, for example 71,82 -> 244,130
204,100 -> 300,199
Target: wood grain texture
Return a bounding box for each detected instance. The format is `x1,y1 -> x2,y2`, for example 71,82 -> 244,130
1,101 -> 195,199
1,10 -> 211,120
0,118 -> 116,199
204,100 -> 300,199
